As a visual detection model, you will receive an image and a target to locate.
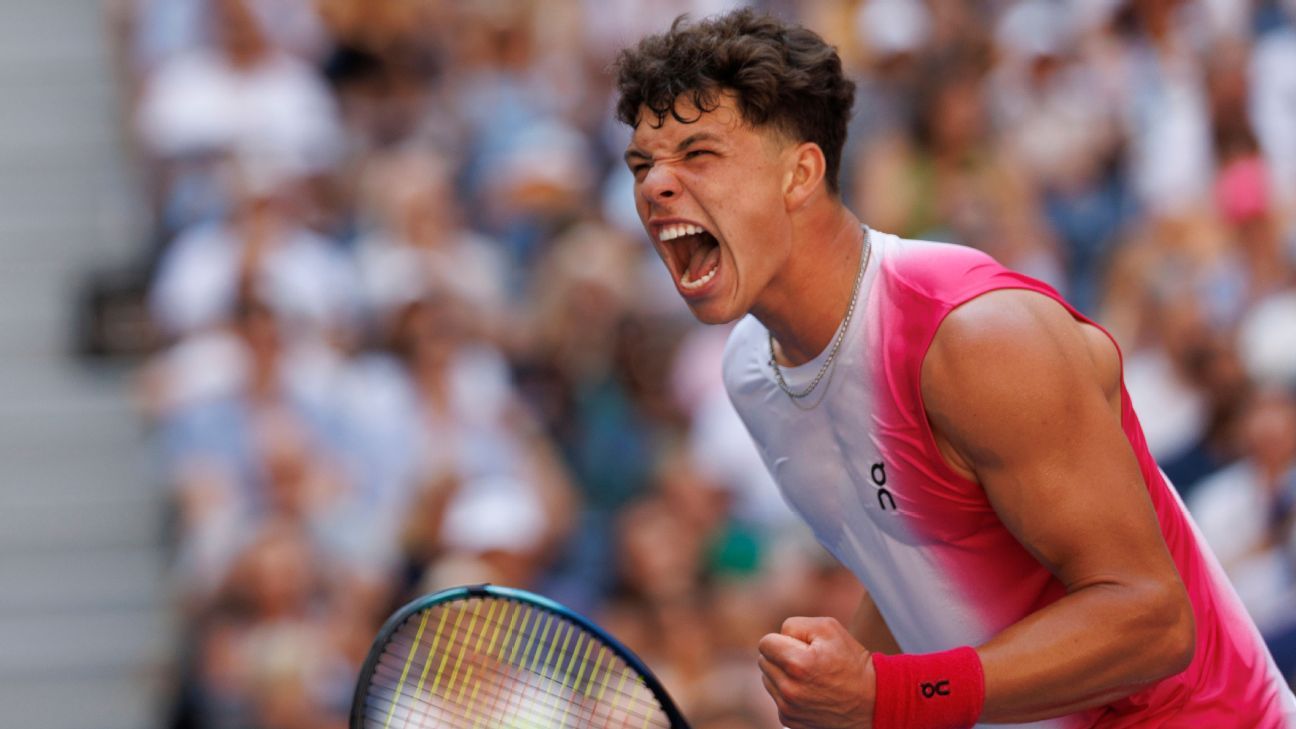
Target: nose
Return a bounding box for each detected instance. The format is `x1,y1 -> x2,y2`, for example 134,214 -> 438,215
639,164 -> 680,205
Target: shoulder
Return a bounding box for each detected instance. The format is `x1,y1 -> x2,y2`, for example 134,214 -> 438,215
922,289 -> 1105,447
925,288 -> 1098,393
866,230 -> 1078,357
877,236 -> 1003,300
928,288 -> 1070,356
874,237 -> 1071,367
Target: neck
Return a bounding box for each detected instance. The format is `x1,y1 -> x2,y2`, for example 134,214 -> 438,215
755,205 -> 865,366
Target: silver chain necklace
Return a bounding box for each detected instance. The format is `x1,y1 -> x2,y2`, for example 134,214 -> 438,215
768,226 -> 872,400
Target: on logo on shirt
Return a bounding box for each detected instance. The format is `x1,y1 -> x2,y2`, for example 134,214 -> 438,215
872,461 -> 896,511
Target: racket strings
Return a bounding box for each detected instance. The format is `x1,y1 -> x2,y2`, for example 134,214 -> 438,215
366,648 -> 661,729
369,605 -> 665,729
362,671 -> 664,729
398,610 -> 662,729
361,597 -> 671,729
375,608 -> 656,710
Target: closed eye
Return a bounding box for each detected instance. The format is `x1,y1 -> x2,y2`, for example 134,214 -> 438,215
685,149 -> 713,160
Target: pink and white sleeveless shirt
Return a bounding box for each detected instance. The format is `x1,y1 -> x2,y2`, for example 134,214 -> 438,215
723,232 -> 1296,728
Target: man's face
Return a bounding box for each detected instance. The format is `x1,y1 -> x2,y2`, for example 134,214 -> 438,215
625,94 -> 795,324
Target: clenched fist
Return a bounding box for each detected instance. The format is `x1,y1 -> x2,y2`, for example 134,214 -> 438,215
757,616 -> 877,729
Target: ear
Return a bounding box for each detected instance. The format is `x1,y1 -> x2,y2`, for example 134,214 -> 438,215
783,142 -> 826,211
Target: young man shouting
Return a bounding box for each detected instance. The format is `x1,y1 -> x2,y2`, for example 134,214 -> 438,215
614,10 -> 1296,729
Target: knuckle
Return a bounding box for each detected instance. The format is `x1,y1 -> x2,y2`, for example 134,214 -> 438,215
783,655 -> 809,680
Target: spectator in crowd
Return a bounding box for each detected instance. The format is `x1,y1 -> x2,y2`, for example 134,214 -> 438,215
381,289 -> 577,588
1190,385 -> 1296,676
187,520 -> 358,729
158,288 -> 351,598
1250,0 -> 1296,211
133,0 -> 342,234
148,161 -> 359,342
352,145 -> 513,341
1110,0 -> 1217,216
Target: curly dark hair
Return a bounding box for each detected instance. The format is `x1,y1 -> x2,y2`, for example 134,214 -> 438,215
613,9 -> 855,194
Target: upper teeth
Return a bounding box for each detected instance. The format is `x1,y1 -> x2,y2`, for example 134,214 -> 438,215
659,223 -> 704,241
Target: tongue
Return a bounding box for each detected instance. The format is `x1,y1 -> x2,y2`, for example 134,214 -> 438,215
687,240 -> 720,280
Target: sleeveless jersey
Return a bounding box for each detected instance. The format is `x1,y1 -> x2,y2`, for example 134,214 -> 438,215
723,232 -> 1296,728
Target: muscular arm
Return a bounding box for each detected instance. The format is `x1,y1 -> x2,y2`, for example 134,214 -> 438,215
922,289 -> 1194,723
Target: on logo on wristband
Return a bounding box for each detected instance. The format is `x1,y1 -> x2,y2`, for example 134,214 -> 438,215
920,680 -> 951,698
873,647 -> 985,729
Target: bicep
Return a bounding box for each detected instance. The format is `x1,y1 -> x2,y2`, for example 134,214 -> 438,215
922,291 -> 1177,591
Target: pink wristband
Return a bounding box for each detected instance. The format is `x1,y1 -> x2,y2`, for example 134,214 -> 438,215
872,646 -> 986,729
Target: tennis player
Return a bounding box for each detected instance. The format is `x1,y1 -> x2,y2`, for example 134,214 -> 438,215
614,10 -> 1296,729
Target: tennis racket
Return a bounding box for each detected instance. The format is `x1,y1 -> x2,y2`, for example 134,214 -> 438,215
350,584 -> 692,729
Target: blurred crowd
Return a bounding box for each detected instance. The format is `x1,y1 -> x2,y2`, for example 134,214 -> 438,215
103,0 -> 1296,727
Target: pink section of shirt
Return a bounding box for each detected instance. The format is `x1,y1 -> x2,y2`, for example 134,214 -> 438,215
872,240 -> 1292,726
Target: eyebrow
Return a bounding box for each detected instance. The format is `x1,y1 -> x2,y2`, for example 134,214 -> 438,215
624,132 -> 724,165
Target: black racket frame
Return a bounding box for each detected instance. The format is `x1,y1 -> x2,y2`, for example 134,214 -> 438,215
350,583 -> 691,729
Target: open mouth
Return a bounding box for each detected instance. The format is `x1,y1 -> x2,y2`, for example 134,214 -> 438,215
659,223 -> 721,291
